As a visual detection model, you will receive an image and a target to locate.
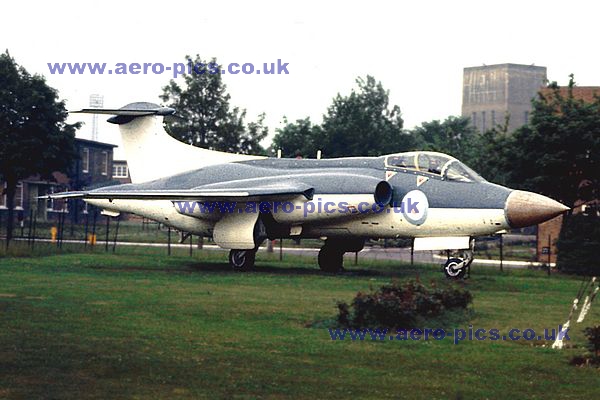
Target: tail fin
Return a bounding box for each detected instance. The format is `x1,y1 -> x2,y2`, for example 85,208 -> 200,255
72,102 -> 264,183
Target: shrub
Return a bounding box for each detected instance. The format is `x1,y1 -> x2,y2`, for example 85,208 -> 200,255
583,325 -> 600,359
434,286 -> 473,309
570,325 -> 600,367
337,280 -> 472,329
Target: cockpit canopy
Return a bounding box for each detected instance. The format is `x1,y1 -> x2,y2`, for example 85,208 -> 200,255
384,151 -> 485,183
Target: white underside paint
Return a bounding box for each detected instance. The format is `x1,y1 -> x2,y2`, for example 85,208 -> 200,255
302,207 -> 508,238
413,236 -> 470,251
89,197 -> 510,249
86,199 -> 214,236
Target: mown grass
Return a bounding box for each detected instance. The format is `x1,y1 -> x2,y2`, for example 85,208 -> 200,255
0,243 -> 598,399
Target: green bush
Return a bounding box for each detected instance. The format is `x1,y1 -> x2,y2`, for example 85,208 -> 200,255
583,325 -> 600,359
570,325 -> 600,367
337,280 -> 472,329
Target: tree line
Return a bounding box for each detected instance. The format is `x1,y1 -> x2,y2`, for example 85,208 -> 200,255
271,74 -> 600,208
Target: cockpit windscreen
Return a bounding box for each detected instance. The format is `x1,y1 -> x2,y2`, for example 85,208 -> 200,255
385,152 -> 485,183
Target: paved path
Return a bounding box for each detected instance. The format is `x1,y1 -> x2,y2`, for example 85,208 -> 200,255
9,237 -> 552,269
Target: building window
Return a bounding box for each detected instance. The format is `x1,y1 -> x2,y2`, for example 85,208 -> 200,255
82,148 -> 89,173
471,112 -> 477,128
524,111 -> 529,124
112,164 -> 128,178
491,110 -> 496,127
1,182 -> 24,209
15,182 -> 23,209
100,151 -> 108,176
481,111 -> 486,131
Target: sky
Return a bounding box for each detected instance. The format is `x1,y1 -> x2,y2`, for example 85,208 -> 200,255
2,0 -> 599,158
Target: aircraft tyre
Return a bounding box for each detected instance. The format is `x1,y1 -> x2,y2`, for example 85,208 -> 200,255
443,257 -> 467,279
318,245 -> 344,273
229,249 -> 257,272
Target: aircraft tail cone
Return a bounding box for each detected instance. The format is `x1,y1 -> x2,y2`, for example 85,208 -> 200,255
505,190 -> 570,228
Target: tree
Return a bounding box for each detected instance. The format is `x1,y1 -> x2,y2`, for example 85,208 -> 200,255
409,116 -> 479,165
270,117 -> 322,158
319,76 -> 410,157
507,75 -> 600,206
215,109 -> 268,155
0,50 -> 78,247
468,126 -> 513,185
160,55 -> 268,154
465,114 -> 514,185
557,213 -> 600,275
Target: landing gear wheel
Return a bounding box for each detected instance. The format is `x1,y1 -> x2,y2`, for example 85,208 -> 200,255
318,246 -> 344,273
443,257 -> 467,279
229,249 -> 256,272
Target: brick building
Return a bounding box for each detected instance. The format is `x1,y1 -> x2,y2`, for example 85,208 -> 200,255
462,63 -> 547,133
539,86 -> 600,103
0,138 -> 117,222
537,215 -> 562,264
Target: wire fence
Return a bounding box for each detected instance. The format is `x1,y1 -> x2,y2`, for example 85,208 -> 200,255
0,207 -> 543,270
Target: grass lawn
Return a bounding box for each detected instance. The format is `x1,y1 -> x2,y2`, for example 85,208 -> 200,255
0,243 -> 598,399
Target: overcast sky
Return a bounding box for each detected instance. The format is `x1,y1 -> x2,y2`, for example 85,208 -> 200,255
2,0 -> 599,158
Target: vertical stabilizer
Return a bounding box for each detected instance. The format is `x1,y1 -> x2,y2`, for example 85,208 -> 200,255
73,102 -> 265,183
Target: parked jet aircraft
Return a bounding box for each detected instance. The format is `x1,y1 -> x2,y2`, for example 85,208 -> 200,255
48,103 -> 569,278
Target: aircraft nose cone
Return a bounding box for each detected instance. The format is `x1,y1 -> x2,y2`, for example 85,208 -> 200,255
505,190 -> 570,228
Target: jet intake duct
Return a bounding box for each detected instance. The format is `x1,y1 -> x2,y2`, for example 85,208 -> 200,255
374,181 -> 393,206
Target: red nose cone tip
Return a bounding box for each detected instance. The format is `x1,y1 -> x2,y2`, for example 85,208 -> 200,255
505,190 -> 570,228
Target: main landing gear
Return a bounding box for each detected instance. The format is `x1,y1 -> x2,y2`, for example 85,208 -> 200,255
228,215 -> 269,272
443,239 -> 474,279
318,238 -> 364,273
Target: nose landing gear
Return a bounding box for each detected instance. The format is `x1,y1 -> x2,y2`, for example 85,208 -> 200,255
442,239 -> 474,279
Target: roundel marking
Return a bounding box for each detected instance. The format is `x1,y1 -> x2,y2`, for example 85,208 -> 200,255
402,189 -> 429,226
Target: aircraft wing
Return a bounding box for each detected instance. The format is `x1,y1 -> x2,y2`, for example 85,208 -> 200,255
43,181 -> 315,201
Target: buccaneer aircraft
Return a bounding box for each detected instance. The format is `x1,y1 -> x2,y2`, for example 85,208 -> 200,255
48,103 -> 569,278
